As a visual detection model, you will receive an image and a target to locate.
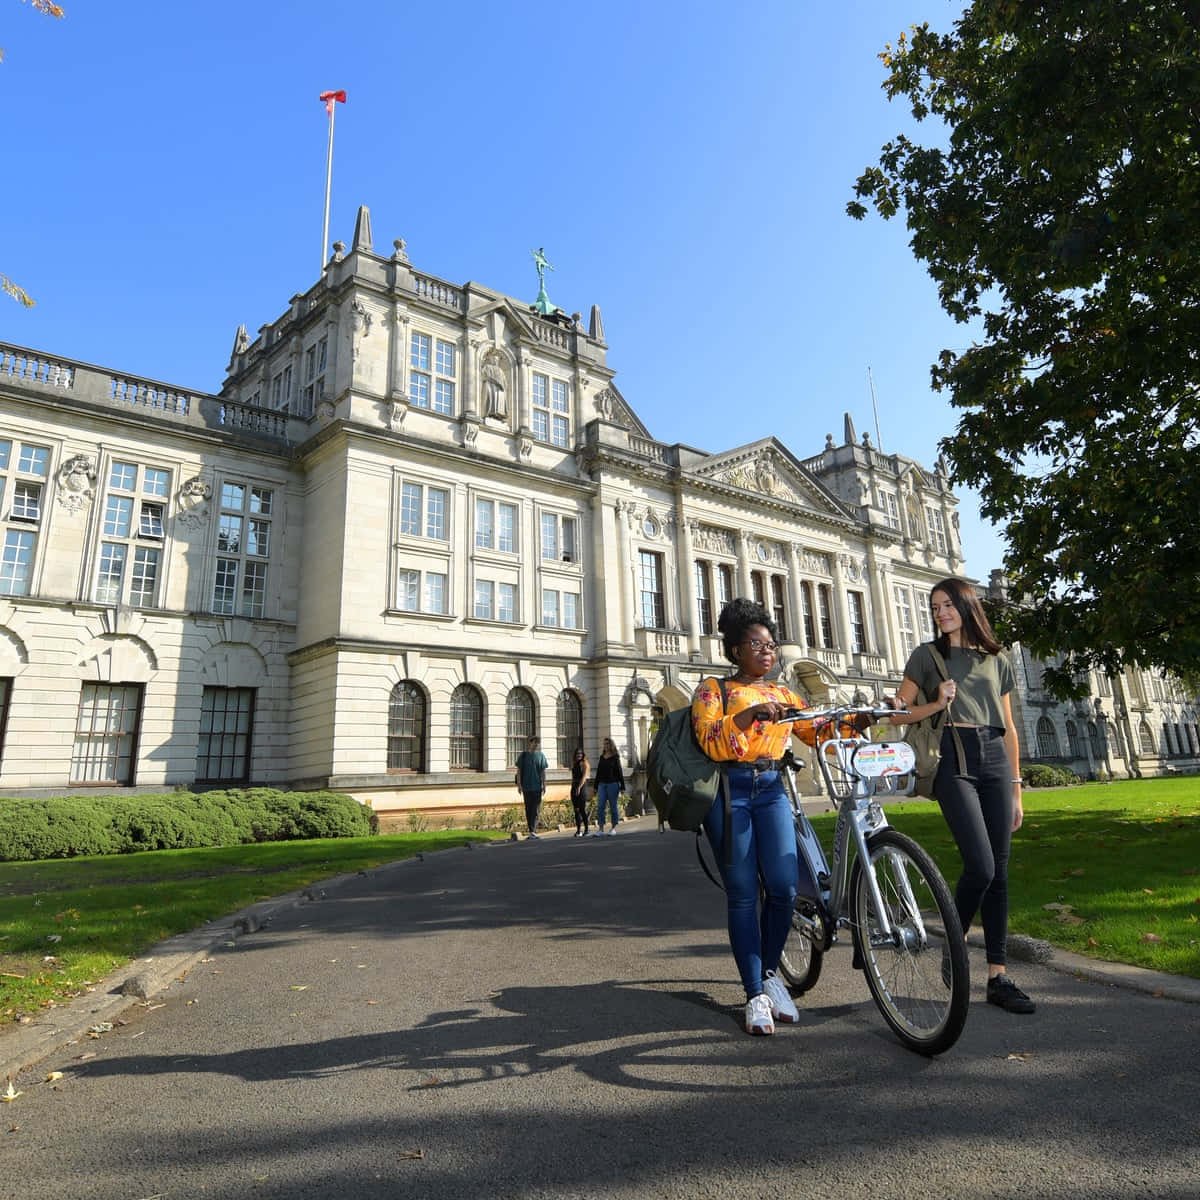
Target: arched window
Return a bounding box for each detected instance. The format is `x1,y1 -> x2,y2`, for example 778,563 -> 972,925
387,681 -> 426,772
1138,720 -> 1155,757
450,684 -> 485,770
1174,723 -> 1185,757
555,689 -> 583,767
506,687 -> 536,766
1065,720 -> 1082,758
1190,723 -> 1200,755
1035,716 -> 1059,758
1087,721 -> 1103,759
1163,723 -> 1177,757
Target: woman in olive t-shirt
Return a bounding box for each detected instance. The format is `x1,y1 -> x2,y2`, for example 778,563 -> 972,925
888,577 -> 1036,1016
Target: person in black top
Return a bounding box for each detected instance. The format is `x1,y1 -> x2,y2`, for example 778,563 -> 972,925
592,737 -> 625,836
570,747 -> 590,837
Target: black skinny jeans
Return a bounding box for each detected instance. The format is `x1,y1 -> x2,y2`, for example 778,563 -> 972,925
934,724 -> 1013,965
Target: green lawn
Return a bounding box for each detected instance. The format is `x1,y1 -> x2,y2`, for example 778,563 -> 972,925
0,831 -> 504,1027
809,776 -> 1200,978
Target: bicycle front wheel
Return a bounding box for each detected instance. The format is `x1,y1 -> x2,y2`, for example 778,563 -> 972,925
778,898 -> 824,993
849,828 -> 969,1056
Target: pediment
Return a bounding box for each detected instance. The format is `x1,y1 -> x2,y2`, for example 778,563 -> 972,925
591,381 -> 651,438
690,439 -> 852,518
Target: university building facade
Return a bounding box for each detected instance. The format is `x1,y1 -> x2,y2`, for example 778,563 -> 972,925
0,208 -> 1191,813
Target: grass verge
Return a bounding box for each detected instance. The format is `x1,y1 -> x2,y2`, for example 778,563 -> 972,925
808,776 -> 1200,978
0,831 -> 504,1029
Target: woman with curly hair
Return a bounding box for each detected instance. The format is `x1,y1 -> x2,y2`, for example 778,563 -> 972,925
691,596 -> 823,1036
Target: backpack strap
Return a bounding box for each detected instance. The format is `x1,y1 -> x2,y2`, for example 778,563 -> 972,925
694,677 -> 734,880
928,644 -> 967,778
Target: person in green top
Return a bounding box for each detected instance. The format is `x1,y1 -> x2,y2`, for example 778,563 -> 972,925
514,736 -> 548,840
886,576 -> 1036,1015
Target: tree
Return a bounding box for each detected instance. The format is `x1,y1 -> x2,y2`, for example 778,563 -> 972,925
3,0 -> 64,307
848,1 -> 1200,696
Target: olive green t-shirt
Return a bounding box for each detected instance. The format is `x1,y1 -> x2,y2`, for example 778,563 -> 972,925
902,642 -> 1015,730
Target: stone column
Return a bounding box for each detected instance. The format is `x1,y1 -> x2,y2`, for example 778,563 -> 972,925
870,555 -> 900,666
463,335 -> 481,419
736,531 -> 753,597
787,542 -> 808,655
517,349 -> 533,435
616,500 -> 637,646
678,513 -> 700,657
388,305 -> 409,400
831,554 -> 853,652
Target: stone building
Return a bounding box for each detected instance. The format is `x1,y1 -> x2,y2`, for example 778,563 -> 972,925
0,207 -> 992,816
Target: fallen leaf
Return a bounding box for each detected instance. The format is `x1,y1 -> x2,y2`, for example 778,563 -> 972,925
356,964 -> 367,970
1,1083 -> 21,1103
1005,1052 -> 1033,1062
1139,933 -> 1163,944
200,957 -> 215,964
74,1053 -> 96,1062
45,1072 -> 63,1083
0,972 -> 24,980
290,985 -> 308,991
399,1149 -> 425,1160
1142,888 -> 1155,895
366,1000 -> 379,1005
46,934 -> 62,943
1087,937 -> 1099,947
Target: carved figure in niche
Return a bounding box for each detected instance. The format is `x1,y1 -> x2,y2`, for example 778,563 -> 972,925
177,476 -> 213,526
57,454 -> 97,513
481,350 -> 508,420
594,388 -> 614,419
755,455 -> 779,496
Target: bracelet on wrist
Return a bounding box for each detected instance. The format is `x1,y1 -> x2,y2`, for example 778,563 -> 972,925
1010,777 -> 1023,785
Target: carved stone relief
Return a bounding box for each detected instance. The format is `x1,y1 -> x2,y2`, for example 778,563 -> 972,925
177,477 -> 213,527
56,454 -> 97,514
480,348 -> 509,420
694,525 -> 736,555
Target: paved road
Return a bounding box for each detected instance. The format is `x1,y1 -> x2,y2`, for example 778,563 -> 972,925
2,821 -> 1198,1200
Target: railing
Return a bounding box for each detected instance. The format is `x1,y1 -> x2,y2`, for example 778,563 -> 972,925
813,648 -> 845,674
854,652 -> 887,676
635,628 -> 683,657
110,375 -> 191,416
412,273 -> 464,311
219,401 -> 290,437
1,348 -> 75,389
531,318 -> 570,350
627,434 -> 670,464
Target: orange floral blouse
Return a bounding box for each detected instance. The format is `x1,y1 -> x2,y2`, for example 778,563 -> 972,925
691,677 -> 819,762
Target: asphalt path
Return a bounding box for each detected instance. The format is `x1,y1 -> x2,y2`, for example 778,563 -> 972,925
2,821 -> 1198,1200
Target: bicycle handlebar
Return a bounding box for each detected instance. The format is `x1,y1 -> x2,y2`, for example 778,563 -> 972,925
774,703 -> 910,723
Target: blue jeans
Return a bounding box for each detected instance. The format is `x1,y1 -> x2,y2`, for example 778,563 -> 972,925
596,781 -> 621,827
703,767 -> 798,1001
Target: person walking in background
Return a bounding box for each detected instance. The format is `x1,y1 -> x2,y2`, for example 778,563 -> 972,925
885,576 -> 1035,1015
592,737 -> 625,836
570,746 -> 590,837
514,736 -> 548,840
692,597 -> 824,1036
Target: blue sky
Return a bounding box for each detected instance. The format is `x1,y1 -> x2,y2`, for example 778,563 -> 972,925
2,0 -> 1001,573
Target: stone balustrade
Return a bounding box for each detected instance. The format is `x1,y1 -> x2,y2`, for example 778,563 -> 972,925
412,273 -> 464,311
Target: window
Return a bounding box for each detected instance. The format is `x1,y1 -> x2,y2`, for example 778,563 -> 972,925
498,582 -> 516,623
0,530 -> 36,596
877,489 -> 901,530
638,550 -> 665,628
1035,716 -> 1060,758
717,563 -> 734,609
1088,721 -> 1103,759
750,570 -> 766,608
450,684 -> 484,770
800,581 -> 817,646
302,335 -> 327,415
817,583 -> 835,648
196,687 -> 254,782
96,460 -> 170,607
926,506 -> 949,555
213,481 -> 273,617
1163,723 -> 1176,756
541,588 -> 580,628
475,498 -> 518,552
916,598 -> 933,639
474,579 -> 494,620
396,568 -> 448,615
562,591 -> 580,629
1065,720 -> 1082,759
695,561 -> 714,635
532,373 -> 570,447
270,365 -> 294,412
541,588 -> 559,627
847,591 -> 867,654
506,687 -> 536,766
70,682 -> 142,784
1137,720 -> 1155,757
387,682 -> 426,771
0,676 -> 10,765
894,585 -> 915,657
401,482 -> 449,540
409,332 -> 457,415
556,690 -> 583,767
540,512 -> 577,562
0,438 -> 50,595
770,575 -> 788,640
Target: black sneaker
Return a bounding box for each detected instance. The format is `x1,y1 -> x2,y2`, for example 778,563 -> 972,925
987,974 -> 1036,1014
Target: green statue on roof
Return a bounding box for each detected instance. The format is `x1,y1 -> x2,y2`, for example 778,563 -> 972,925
530,246 -> 561,316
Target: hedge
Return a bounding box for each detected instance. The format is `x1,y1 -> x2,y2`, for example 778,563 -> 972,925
1019,763 -> 1083,788
0,789 -> 375,862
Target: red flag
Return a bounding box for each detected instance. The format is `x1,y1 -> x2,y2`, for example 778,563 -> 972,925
319,90 -> 347,115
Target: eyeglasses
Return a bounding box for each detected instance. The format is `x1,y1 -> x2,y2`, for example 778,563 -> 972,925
743,638 -> 779,653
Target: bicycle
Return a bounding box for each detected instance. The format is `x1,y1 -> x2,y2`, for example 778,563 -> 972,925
767,702 -> 970,1056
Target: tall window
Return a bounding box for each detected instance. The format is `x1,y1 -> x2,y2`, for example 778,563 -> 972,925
796,581 -> 814,646
638,550 -> 665,628
1065,719 -> 1082,759
71,683 -> 142,784
396,567 -> 448,615
450,684 -> 484,770
387,682 -> 426,771
400,482 -> 449,540
1036,716 -> 1060,758
506,687 -> 536,766
847,590 -> 867,653
196,687 -> 254,782
0,438 -> 51,596
96,460 -> 170,607
213,480 -> 273,617
926,505 -> 949,555
1088,721 -> 1103,760
475,498 -> 518,552
750,571 -> 766,608
270,364 -> 294,411
1137,720 -> 1155,757
817,583 -> 835,648
409,331 -> 457,415
894,585 -> 915,657
695,561 -> 714,635
0,676 -> 11,766
540,588 -> 581,628
770,575 -> 788,640
532,373 -> 570,447
717,563 -> 734,610
877,489 -> 901,530
540,512 -> 577,562
556,689 -> 583,767
302,335 -> 327,415
474,579 -> 495,620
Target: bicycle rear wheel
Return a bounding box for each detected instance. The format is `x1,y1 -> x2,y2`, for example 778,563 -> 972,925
849,828 -> 969,1055
778,898 -> 824,993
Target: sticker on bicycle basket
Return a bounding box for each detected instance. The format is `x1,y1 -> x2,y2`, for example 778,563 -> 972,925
851,741 -> 916,777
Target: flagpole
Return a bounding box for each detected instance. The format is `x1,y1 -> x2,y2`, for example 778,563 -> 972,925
321,98 -> 336,273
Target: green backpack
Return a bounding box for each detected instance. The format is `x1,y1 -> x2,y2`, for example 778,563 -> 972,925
647,680 -> 727,832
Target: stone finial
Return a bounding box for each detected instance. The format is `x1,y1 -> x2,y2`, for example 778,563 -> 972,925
824,433 -> 835,450
392,237 -> 409,263
352,205 -> 373,252
229,324 -> 249,367
844,412 -> 857,445
332,240 -> 346,262
588,303 -> 606,342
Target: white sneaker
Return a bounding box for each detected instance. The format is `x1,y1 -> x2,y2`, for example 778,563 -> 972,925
763,972 -> 799,1024
745,993 -> 774,1036
608,827 -> 617,836
592,829 -> 605,837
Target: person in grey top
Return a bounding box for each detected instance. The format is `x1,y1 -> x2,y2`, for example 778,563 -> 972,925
514,736 -> 548,840
886,576 -> 1035,1015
